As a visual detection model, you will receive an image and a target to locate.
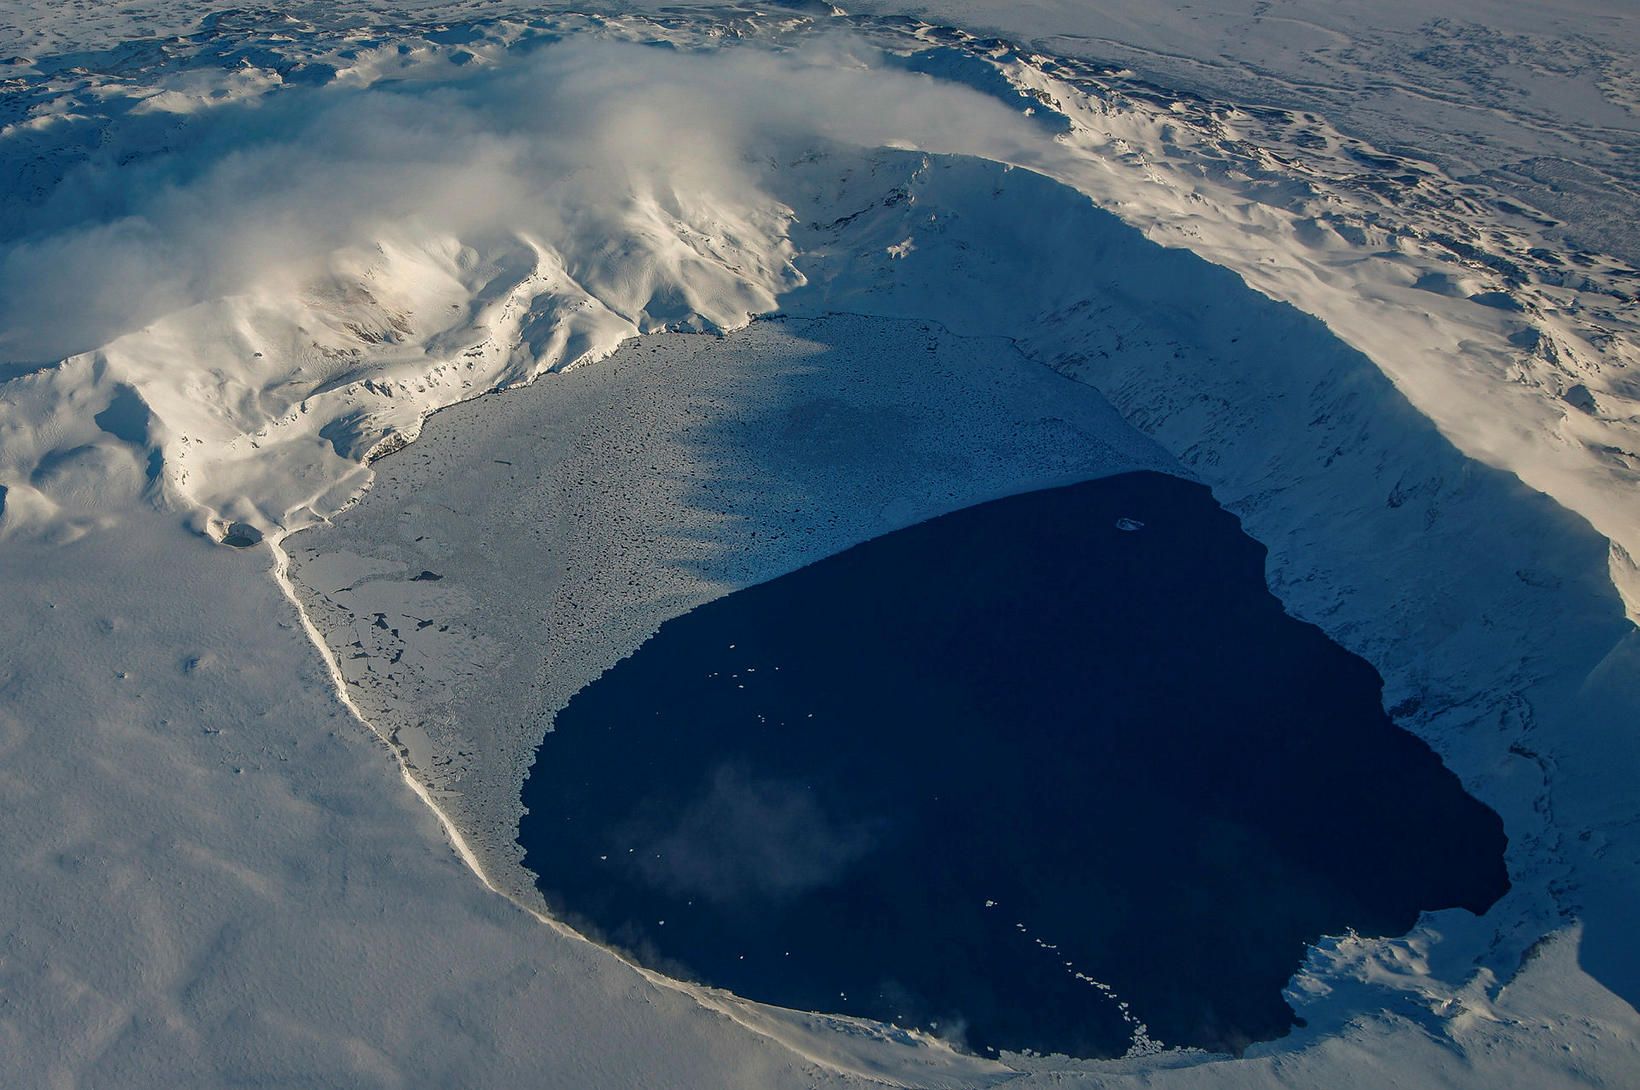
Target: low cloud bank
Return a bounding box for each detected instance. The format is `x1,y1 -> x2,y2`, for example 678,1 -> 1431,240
0,35 -> 1039,363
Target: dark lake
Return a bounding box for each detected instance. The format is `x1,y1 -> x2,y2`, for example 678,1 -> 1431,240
518,472 -> 1509,1058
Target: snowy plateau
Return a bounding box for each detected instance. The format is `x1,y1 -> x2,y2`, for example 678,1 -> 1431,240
0,1 -> 1638,1087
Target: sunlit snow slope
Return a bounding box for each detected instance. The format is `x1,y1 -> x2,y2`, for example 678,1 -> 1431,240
1,10 -> 1636,615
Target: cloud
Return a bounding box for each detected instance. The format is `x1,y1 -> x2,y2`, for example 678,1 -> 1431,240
0,34 -> 1040,363
621,762 -> 885,903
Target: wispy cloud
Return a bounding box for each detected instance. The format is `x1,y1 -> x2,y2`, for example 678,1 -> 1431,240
622,762 -> 885,903
0,36 -> 1038,363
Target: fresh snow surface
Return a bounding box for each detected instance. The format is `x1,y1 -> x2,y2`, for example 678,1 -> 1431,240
1,3 -> 1638,1087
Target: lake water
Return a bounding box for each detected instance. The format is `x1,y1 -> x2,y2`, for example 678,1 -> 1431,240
518,472 -> 1509,1058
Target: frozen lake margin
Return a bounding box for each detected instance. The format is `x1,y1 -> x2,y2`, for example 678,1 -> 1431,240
285,315 -> 1180,900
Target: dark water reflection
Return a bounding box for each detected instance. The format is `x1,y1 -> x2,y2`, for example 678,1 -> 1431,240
519,472 -> 1509,1058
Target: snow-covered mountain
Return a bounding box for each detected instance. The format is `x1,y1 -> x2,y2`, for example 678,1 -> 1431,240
1,3 -> 1636,1087
4,12 -> 1636,609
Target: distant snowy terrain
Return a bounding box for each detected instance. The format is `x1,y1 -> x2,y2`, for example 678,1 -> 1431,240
1,2 -> 1637,1087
